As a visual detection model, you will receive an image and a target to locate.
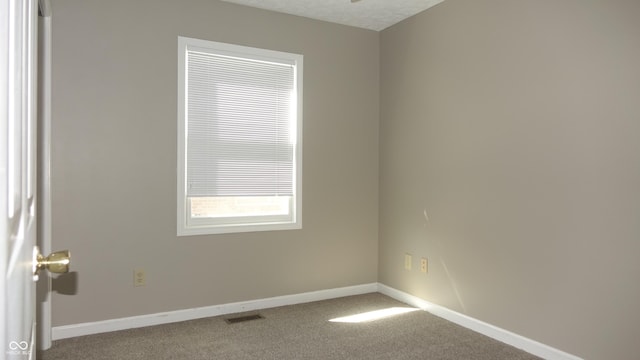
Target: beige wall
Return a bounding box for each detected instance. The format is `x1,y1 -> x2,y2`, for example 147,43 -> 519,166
51,0 -> 640,358
379,0 -> 640,359
50,0 -> 379,325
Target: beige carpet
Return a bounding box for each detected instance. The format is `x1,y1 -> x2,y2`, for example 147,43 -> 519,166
38,293 -> 541,360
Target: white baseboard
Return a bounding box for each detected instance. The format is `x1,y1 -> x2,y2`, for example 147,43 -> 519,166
51,283 -> 378,340
52,282 -> 582,360
377,284 -> 583,360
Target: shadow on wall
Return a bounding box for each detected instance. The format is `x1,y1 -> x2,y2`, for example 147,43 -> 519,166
51,272 -> 79,296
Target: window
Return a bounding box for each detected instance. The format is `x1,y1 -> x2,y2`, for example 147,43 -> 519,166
177,37 -> 303,236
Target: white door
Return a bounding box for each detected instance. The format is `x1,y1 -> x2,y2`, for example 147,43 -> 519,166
1,0 -> 39,358
2,0 -> 67,359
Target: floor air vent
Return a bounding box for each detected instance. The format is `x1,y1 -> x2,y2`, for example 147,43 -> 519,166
224,314 -> 264,324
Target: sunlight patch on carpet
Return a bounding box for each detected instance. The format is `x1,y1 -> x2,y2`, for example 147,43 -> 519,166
329,307 -> 419,323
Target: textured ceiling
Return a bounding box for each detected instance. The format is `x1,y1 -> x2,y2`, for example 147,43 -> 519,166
218,0 -> 447,31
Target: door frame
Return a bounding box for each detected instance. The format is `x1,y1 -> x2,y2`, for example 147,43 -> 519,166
36,0 -> 52,351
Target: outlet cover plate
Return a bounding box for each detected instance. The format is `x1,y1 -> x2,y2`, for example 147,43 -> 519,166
134,268 -> 146,287
420,258 -> 428,273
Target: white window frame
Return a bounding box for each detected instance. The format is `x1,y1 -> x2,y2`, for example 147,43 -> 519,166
177,36 -> 303,236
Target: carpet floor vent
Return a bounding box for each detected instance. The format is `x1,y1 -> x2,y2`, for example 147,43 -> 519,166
224,314 -> 264,324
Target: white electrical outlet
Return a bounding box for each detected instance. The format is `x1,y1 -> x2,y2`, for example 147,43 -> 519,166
134,268 -> 146,287
420,258 -> 428,273
404,254 -> 412,271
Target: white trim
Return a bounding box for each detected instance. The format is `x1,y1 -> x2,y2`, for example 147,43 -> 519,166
50,283 -> 582,360
36,10 -> 52,351
51,283 -> 377,340
377,284 -> 583,360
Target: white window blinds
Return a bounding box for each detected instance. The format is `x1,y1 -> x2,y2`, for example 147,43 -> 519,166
186,49 -> 297,198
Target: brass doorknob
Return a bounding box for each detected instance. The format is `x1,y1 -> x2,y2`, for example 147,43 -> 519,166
34,249 -> 71,276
